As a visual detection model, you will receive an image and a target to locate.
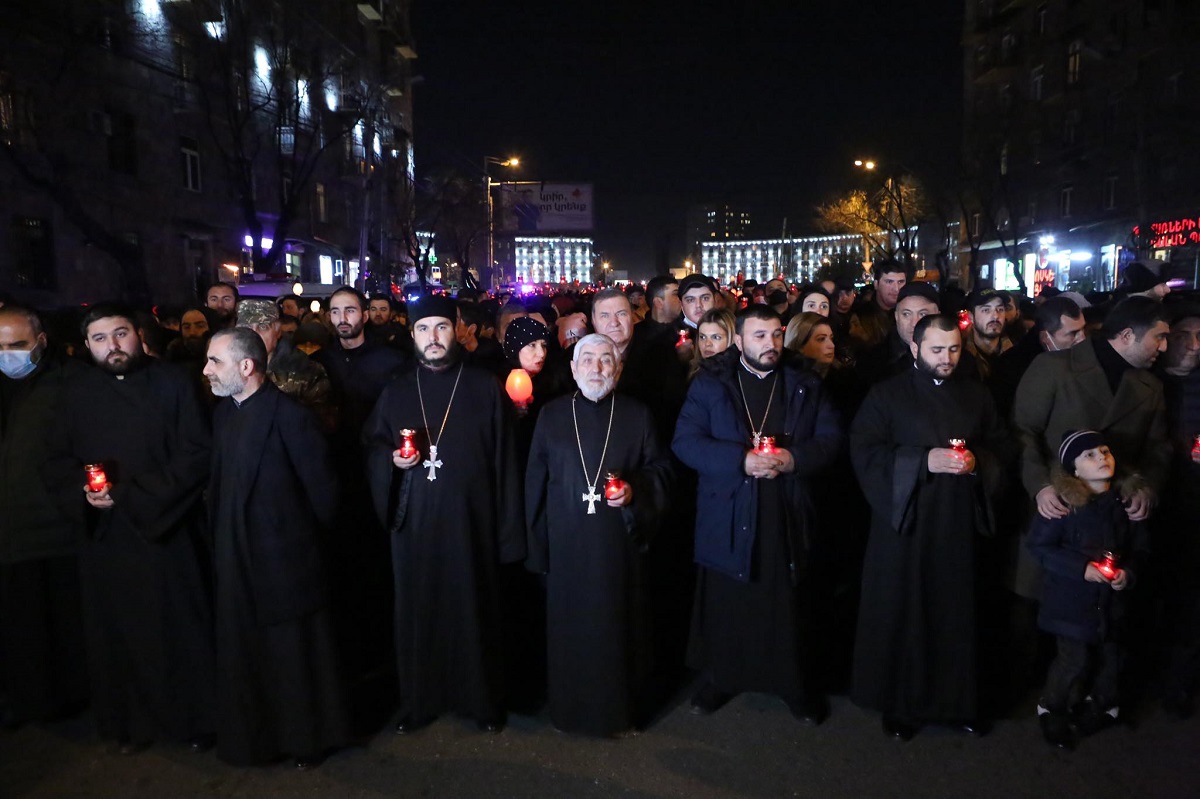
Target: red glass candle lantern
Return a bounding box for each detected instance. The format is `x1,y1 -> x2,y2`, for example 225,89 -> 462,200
604,472 -> 627,499
85,463 -> 108,493
1096,551 -> 1118,580
949,438 -> 967,453
505,368 -> 534,409
676,329 -> 690,348
757,436 -> 776,455
398,429 -> 417,460
1192,434 -> 1200,457
957,310 -> 972,331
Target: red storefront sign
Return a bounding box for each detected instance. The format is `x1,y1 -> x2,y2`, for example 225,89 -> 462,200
1133,216 -> 1200,249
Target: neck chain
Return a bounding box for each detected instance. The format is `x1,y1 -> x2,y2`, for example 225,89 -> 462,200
737,367 -> 779,448
415,363 -> 463,481
571,391 -> 616,515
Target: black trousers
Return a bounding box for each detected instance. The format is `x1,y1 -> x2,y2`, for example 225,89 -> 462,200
1042,635 -> 1123,712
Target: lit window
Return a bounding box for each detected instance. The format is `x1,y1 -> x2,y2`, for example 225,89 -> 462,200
1066,40 -> 1083,85
180,137 -> 201,191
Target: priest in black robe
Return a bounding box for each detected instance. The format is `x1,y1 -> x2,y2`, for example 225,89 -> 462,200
203,328 -> 349,769
673,306 -> 843,724
42,304 -> 214,752
365,295 -> 525,733
525,333 -> 670,736
850,314 -> 1005,740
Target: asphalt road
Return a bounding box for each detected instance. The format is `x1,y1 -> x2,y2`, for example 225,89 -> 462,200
3,686 -> 1196,799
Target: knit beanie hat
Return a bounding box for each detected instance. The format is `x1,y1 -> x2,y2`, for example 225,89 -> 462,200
503,316 -> 550,365
1058,429 -> 1105,473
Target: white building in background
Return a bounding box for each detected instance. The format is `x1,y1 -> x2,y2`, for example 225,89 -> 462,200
515,236 -> 594,284
701,232 -> 865,285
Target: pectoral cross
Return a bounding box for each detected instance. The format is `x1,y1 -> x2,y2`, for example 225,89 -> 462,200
423,445 -> 443,481
582,484 -> 601,515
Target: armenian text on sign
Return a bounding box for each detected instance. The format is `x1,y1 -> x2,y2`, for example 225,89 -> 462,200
1133,216 -> 1200,249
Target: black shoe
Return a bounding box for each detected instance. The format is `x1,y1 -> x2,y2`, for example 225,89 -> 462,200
293,753 -> 325,771
1074,699 -> 1117,737
1162,692 -> 1193,721
188,734 -> 215,754
958,718 -> 990,737
882,716 -> 917,741
477,716 -> 506,734
393,716 -> 435,735
1039,712 -> 1074,750
786,695 -> 829,727
689,682 -> 734,716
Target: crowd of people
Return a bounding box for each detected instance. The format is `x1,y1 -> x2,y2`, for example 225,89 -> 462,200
0,260 -> 1197,770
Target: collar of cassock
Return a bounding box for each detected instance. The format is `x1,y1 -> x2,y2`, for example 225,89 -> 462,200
739,356 -> 775,379
911,361 -> 945,386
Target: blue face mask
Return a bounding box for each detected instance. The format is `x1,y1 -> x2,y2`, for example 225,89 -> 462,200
0,349 -> 39,380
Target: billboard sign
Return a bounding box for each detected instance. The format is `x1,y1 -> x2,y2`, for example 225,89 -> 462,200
498,183 -> 593,232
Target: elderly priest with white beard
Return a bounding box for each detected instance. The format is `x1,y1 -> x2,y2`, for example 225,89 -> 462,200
524,333 -> 671,737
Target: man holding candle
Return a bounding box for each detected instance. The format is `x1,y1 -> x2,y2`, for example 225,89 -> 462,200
203,328 -> 349,768
364,294 -> 524,735
42,303 -> 214,754
850,314 -> 1006,740
673,305 -> 843,725
524,333 -> 671,736
1026,430 -> 1149,748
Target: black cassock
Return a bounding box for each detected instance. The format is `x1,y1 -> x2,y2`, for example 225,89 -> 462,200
850,368 -> 1002,723
209,384 -> 349,765
365,362 -> 525,724
525,391 -> 670,736
43,360 -> 214,744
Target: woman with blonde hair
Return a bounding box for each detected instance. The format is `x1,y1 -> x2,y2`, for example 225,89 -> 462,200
784,312 -> 836,376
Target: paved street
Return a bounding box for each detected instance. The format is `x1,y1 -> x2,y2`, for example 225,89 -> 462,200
3,686 -> 1196,799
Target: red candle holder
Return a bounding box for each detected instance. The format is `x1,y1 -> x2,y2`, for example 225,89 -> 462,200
398,429 -> 417,460
505,368 -> 534,410
604,472 -> 627,499
756,436 -> 777,455
85,463 -> 108,493
957,310 -> 972,331
1096,551 -> 1118,580
948,438 -> 967,453
1192,434 -> 1200,458
676,329 -> 690,348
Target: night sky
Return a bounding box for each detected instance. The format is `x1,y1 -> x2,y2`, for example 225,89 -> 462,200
411,1 -> 964,278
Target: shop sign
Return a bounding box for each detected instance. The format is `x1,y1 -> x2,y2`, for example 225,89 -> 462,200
1133,216 -> 1200,249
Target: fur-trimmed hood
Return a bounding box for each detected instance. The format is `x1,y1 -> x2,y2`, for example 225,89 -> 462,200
1050,469 -> 1151,509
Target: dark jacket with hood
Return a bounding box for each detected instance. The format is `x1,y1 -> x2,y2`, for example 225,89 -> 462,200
1027,473 -> 1150,644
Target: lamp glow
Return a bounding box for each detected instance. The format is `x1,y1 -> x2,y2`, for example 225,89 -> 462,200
505,368 -> 534,408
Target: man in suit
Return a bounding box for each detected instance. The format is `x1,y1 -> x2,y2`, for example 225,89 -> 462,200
1014,296 -> 1171,523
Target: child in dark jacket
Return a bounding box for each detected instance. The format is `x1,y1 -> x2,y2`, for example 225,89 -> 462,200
1027,429 -> 1150,750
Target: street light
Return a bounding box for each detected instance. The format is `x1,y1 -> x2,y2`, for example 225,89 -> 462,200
485,156 -> 521,290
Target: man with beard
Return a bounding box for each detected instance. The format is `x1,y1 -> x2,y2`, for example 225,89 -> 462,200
857,282 -> 940,387
364,295 -> 524,734
0,306 -> 87,728
962,288 -> 1013,383
673,305 -> 842,725
312,287 -> 408,716
367,296 -> 412,351
850,314 -> 1006,740
42,304 -> 214,754
525,333 -> 671,737
205,282 -> 239,330
236,300 -> 332,428
203,328 -> 348,768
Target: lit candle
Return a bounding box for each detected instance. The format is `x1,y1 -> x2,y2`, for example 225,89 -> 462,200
957,310 -> 972,331
676,329 -> 690,348
1192,434 -> 1200,457
85,463 -> 108,493
757,436 -> 776,455
948,438 -> 967,452
505,368 -> 534,409
398,429 -> 417,460
1096,551 -> 1118,580
604,472 -> 626,500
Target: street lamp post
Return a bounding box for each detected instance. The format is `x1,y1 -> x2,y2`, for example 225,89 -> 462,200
484,156 -> 520,290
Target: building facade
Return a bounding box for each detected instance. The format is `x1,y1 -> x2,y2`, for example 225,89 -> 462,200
513,236 -> 594,285
701,233 -> 866,285
687,203 -> 752,258
0,0 -> 416,307
961,0 -> 1200,295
